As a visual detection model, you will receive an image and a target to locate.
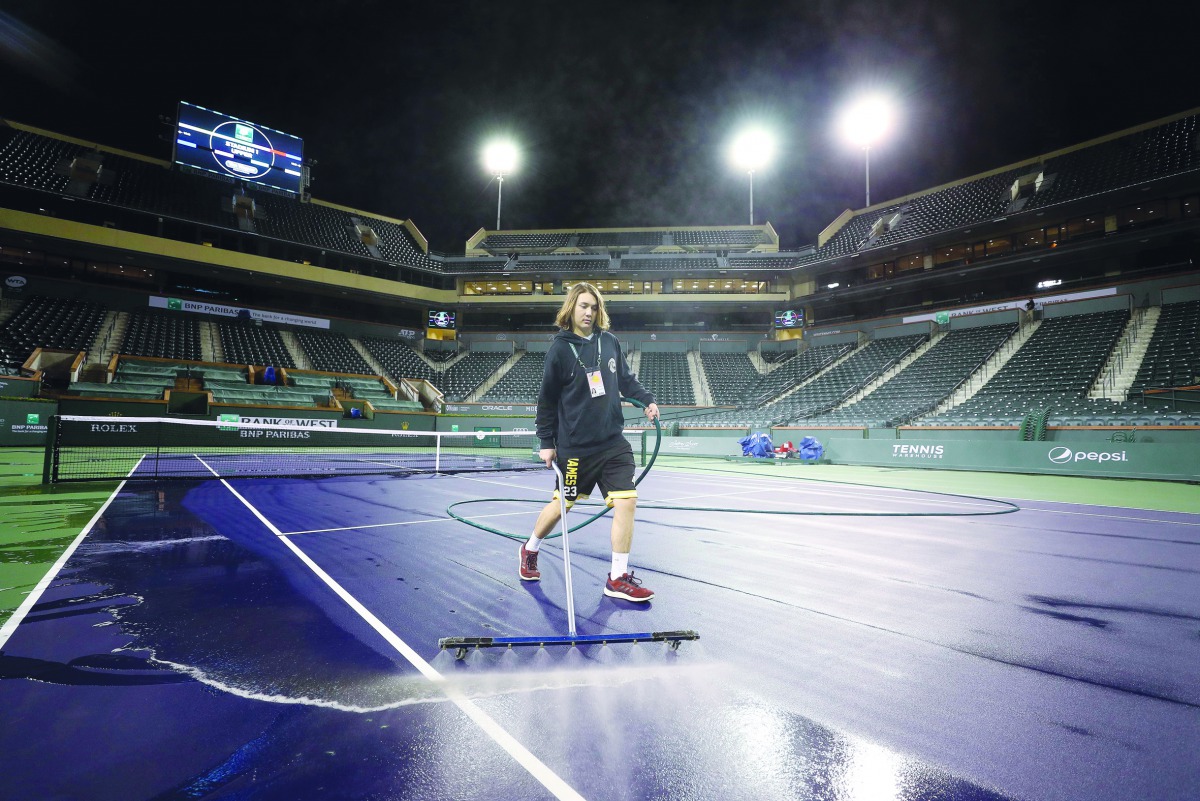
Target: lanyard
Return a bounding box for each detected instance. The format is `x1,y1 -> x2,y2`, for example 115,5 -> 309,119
568,336 -> 601,372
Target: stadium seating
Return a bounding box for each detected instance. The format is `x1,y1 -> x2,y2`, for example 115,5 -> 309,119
449,257 -> 609,274
437,352 -> 511,401
670,229 -> 773,247
475,233 -> 574,251
294,330 -> 373,374
337,376 -> 422,411
766,335 -> 927,424
360,338 -> 506,400
742,343 -> 854,407
207,383 -> 324,407
1023,116 -> 1199,213
700,352 -> 760,405
621,257 -> 720,272
687,342 -> 855,426
577,231 -> 664,247
813,112 -> 1199,263
0,126 -> 81,194
637,352 -> 695,405
0,295 -> 105,355
1131,300 -> 1200,391
921,310 -> 1137,425
481,351 -> 546,402
0,124 -> 437,274
361,338 -> 439,383
218,322 -> 296,368
806,323 -> 1018,427
121,311 -> 202,361
424,348 -> 458,364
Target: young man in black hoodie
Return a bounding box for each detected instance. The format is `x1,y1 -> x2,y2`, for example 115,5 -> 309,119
519,282 -> 660,601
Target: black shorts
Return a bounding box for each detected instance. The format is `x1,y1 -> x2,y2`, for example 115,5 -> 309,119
554,439 -> 637,508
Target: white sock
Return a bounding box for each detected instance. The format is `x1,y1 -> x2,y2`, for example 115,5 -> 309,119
525,536 -> 542,553
610,552 -> 629,580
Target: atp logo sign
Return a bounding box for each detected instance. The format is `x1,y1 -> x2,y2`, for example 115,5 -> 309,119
1047,446 -> 1128,465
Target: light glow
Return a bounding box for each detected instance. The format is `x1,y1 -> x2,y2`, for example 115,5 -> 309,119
729,127 -> 776,172
839,95 -> 893,149
483,140 -> 519,176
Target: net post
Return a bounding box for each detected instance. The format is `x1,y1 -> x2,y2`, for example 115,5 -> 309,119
43,414 -> 59,484
435,431 -> 442,474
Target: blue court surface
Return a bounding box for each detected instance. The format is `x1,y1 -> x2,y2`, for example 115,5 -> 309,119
1,463 -> 1198,800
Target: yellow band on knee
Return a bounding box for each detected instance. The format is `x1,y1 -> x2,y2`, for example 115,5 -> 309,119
604,489 -> 638,508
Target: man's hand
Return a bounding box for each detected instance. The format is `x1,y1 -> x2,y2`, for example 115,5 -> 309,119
539,448 -> 556,468
645,403 -> 660,422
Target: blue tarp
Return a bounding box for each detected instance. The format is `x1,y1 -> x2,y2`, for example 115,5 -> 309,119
738,432 -> 775,458
798,436 -> 824,462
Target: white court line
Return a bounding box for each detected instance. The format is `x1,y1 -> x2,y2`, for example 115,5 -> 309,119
1013,504 -> 1200,527
192,456 -> 585,801
284,508 -> 537,537
0,456 -> 145,650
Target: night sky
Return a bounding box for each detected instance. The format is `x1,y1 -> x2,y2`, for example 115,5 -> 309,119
2,1 -> 1198,254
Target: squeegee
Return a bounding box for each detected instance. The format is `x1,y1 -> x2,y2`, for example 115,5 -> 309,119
439,461 -> 698,660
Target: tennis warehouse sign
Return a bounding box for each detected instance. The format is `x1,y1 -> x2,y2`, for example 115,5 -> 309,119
892,444 -> 945,459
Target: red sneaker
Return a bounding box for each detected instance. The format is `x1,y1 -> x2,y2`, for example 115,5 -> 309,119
604,571 -> 654,602
519,544 -> 541,581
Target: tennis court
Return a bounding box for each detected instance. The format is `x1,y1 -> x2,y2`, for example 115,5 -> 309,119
1,430 -> 1198,800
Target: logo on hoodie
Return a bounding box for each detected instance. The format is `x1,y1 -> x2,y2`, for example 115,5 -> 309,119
608,357 -> 616,373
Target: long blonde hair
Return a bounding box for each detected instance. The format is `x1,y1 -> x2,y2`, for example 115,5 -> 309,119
554,282 -> 610,331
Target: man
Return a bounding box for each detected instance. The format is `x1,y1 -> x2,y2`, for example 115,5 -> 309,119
519,282 -> 660,601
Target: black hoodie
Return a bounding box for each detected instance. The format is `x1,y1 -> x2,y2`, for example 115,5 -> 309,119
536,328 -> 655,455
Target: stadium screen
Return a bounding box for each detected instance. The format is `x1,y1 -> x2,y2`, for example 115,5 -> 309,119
774,309 -> 804,329
426,309 -> 457,341
174,101 -> 304,194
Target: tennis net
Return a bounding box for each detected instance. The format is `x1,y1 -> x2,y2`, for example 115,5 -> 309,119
46,415 -> 648,483
46,415 -> 549,482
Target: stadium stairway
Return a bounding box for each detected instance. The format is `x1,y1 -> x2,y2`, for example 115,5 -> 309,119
0,297 -> 21,327
198,320 -> 221,363
928,319 -> 1038,416
772,341 -> 862,406
350,339 -> 390,382
86,310 -> 124,368
467,351 -> 522,402
1092,307 -> 1158,402
687,351 -> 712,406
838,332 -> 942,409
279,330 -> 312,370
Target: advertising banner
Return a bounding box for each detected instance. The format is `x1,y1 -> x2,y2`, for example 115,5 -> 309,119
149,296 -> 330,329
825,439 -> 1198,481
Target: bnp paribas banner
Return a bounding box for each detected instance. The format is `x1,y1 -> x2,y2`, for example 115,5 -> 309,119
149,296 -> 330,329
825,439 -> 1198,482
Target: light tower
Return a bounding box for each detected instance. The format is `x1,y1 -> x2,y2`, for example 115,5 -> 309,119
483,140 -> 519,230
729,127 -> 776,225
839,95 -> 893,207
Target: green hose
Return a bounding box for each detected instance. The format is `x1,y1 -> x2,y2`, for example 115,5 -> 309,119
446,397 -> 660,541
446,402 -> 1019,542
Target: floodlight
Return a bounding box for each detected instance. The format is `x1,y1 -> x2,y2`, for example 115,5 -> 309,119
483,140 -> 519,176
729,127 -> 776,225
482,140 -> 519,230
839,95 -> 894,207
